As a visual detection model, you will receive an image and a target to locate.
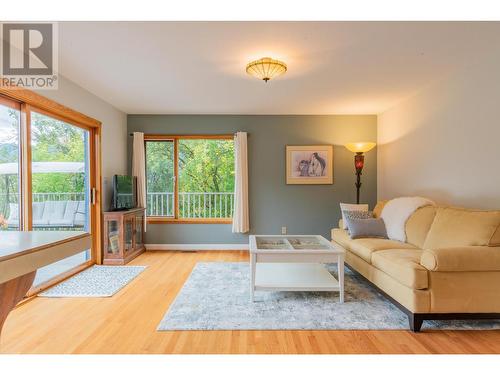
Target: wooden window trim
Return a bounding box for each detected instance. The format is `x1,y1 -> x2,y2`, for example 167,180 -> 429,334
30,105 -> 96,132
144,134 -> 234,224
0,87 -> 103,295
0,94 -> 22,110
0,87 -> 101,128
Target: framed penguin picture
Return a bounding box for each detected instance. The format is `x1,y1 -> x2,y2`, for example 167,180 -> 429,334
286,145 -> 333,184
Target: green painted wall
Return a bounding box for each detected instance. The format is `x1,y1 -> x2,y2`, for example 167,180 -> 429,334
127,115 -> 377,244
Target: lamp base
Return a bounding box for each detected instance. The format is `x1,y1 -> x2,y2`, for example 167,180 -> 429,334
354,153 -> 364,204
355,171 -> 362,204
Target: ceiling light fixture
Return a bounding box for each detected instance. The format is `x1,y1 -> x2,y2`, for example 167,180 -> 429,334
246,57 -> 287,82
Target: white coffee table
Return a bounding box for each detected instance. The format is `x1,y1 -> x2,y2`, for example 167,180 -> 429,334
249,235 -> 345,302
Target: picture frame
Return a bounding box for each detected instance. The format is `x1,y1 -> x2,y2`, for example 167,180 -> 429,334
286,145 -> 333,184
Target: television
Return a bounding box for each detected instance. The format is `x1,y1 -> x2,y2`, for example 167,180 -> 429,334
111,175 -> 137,211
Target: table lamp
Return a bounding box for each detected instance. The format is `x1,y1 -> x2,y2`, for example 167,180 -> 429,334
345,142 -> 376,204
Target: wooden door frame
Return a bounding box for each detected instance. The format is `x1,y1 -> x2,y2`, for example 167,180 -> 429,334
0,87 -> 103,293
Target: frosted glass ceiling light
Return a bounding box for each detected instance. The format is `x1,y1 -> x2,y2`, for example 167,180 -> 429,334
246,57 -> 287,82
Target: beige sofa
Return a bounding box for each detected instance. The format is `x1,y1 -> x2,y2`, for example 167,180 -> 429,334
332,200 -> 500,331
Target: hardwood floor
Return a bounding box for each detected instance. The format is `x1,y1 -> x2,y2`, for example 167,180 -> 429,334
1,250 -> 500,354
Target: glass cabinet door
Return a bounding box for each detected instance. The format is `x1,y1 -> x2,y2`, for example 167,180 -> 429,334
107,219 -> 120,255
124,215 -> 134,253
135,214 -> 143,249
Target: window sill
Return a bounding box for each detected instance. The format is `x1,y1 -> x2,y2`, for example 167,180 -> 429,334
146,217 -> 233,224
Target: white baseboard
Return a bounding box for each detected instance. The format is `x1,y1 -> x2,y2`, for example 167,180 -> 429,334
145,243 -> 249,251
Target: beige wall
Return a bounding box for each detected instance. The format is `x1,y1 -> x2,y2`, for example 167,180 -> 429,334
36,75 -> 127,209
378,51 -> 500,209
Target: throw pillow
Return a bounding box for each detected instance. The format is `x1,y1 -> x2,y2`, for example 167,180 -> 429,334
340,203 -> 368,229
343,210 -> 374,220
344,216 -> 388,239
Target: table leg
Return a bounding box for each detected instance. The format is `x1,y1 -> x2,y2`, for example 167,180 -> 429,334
0,271 -> 36,336
250,252 -> 256,302
338,257 -> 344,303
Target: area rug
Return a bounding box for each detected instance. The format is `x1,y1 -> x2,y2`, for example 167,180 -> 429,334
39,265 -> 146,297
158,262 -> 500,331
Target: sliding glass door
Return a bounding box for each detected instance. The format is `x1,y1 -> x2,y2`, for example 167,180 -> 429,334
0,98 -> 21,230
0,92 -> 100,293
30,111 -> 92,287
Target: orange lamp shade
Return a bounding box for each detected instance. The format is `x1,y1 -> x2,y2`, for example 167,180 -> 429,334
345,142 -> 376,154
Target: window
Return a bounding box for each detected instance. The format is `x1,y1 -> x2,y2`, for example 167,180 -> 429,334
145,135 -> 235,222
146,140 -> 174,216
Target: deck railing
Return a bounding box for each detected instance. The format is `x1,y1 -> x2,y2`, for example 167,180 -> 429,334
147,192 -> 234,218
0,191 -> 234,219
0,192 -> 85,216
0,192 -> 85,204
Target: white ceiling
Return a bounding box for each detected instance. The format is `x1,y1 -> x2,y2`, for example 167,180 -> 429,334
58,22 -> 500,114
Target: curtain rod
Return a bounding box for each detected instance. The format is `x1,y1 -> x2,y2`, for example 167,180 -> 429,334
128,132 -> 248,136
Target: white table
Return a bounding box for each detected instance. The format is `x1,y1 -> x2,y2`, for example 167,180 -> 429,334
0,231 -> 91,336
249,235 -> 345,302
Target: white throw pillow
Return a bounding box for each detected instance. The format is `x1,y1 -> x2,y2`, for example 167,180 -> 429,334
340,203 -> 369,229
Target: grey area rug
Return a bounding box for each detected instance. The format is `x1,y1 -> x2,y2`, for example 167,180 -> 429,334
158,262 -> 500,331
39,265 -> 146,297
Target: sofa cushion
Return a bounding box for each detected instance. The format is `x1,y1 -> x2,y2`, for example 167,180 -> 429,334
372,249 -> 428,290
53,219 -> 77,227
332,228 -> 416,263
490,224 -> 500,246
373,200 -> 388,218
33,219 -> 50,226
74,201 -> 87,227
62,201 -> 79,223
423,207 -> 500,249
32,202 -> 45,220
7,203 -> 19,220
421,246 -> 500,272
7,203 -> 19,226
405,206 -> 436,248
8,202 -> 19,219
42,201 -> 67,223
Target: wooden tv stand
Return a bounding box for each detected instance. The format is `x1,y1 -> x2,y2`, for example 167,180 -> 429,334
103,208 -> 145,265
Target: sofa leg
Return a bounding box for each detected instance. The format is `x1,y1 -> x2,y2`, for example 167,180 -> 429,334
409,314 -> 423,332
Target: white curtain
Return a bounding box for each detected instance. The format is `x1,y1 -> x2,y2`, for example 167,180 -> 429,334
132,132 -> 147,231
232,132 -> 249,233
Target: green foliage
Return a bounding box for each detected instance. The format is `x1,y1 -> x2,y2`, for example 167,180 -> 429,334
146,139 -> 235,194
146,141 -> 174,193
0,108 -> 20,215
30,112 -> 86,193
0,110 -> 86,206
179,139 -> 234,192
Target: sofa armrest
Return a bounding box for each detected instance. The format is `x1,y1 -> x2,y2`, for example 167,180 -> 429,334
421,246 -> 500,272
